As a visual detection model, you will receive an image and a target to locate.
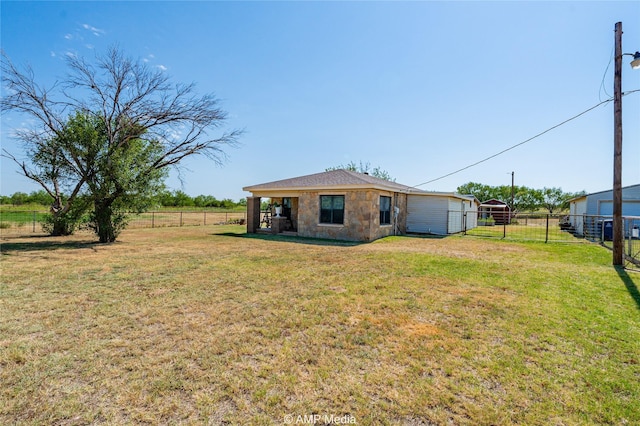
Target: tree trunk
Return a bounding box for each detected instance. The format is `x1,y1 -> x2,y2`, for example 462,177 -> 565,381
50,213 -> 73,236
94,200 -> 118,243
46,207 -> 78,236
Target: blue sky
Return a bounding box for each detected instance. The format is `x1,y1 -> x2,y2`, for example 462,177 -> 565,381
1,1 -> 639,201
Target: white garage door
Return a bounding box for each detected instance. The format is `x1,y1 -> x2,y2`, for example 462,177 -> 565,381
406,196 -> 448,234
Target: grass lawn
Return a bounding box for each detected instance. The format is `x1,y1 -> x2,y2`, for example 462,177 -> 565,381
1,226 -> 639,425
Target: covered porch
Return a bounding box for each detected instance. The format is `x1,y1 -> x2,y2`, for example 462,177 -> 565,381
246,196 -> 298,236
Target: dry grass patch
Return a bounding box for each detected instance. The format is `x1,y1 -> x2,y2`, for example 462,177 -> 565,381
1,226 -> 639,425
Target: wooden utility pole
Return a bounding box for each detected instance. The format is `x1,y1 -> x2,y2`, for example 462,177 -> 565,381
510,171 -> 514,223
613,22 -> 623,266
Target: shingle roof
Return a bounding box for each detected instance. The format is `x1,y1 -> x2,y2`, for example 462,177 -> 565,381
243,169 -> 423,193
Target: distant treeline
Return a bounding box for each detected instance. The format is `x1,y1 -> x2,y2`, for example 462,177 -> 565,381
456,182 -> 586,214
0,190 -> 247,209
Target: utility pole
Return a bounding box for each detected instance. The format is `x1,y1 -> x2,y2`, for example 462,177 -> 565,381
613,22 -> 623,266
510,171 -> 514,224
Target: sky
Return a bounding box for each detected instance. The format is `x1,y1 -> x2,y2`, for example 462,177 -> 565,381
1,1 -> 639,202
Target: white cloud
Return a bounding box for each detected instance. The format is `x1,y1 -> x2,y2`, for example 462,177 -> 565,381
82,23 -> 105,37
64,34 -> 73,40
157,65 -> 168,71
50,51 -> 57,57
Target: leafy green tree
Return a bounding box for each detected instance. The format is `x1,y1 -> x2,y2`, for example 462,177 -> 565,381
513,186 -> 543,212
26,190 -> 52,206
457,182 -> 495,203
9,192 -> 28,206
2,47 -> 241,242
219,198 -> 236,209
171,190 -> 194,207
541,187 -> 566,214
326,161 -> 395,181
155,190 -> 178,207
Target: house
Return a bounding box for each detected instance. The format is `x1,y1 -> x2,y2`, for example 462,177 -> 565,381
568,184 -> 640,237
243,170 -> 479,242
478,199 -> 511,225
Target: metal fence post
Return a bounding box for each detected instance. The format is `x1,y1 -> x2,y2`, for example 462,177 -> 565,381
180,211 -> 183,227
152,211 -> 155,228
628,218 -> 632,258
204,211 -> 207,226
463,212 -> 467,235
33,211 -> 36,233
545,214 -> 549,243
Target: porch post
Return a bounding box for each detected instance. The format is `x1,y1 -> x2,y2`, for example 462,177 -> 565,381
246,196 -> 261,233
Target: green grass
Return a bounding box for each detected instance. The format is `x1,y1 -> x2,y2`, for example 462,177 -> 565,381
1,226 -> 639,425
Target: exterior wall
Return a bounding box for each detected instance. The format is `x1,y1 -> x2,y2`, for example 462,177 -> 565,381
296,189 -> 400,242
447,198 -> 465,234
570,198 -> 587,235
394,192 -> 408,236
290,197 -> 299,230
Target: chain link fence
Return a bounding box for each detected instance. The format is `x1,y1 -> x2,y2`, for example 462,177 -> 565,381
0,209 -> 246,237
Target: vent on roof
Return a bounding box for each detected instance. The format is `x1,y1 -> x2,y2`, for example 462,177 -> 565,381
364,172 -> 369,175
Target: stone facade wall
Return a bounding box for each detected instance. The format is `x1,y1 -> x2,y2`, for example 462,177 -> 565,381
296,190 -> 405,242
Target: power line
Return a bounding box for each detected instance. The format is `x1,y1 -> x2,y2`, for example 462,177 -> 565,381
599,47 -> 614,102
412,90 -> 640,188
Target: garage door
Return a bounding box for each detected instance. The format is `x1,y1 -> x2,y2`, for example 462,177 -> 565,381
406,196 -> 448,234
599,201 -> 640,216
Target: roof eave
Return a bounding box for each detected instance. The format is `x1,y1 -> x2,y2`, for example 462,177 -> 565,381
244,183 -> 414,194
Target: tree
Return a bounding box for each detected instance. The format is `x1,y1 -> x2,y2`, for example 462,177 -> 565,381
541,187 -> 565,214
513,186 -> 543,212
2,47 -> 241,242
326,161 -> 395,181
26,190 -> 52,206
456,182 -> 495,203
9,192 -> 28,206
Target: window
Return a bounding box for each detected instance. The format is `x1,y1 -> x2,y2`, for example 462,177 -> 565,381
380,196 -> 391,225
320,195 -> 344,224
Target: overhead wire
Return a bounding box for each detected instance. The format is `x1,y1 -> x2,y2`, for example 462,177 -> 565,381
599,47 -> 614,102
412,89 -> 640,189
